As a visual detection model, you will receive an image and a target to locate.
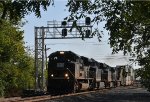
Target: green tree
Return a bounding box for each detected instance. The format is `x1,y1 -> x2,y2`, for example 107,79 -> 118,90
0,20 -> 23,96
0,0 -> 51,22
0,21 -> 25,95
16,53 -> 35,91
66,0 -> 150,54
0,20 -> 35,97
0,0 -> 52,97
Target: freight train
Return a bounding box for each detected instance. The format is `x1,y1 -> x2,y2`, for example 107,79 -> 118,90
47,51 -> 135,95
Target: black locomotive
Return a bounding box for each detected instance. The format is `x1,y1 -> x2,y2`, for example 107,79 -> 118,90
47,51 -> 134,95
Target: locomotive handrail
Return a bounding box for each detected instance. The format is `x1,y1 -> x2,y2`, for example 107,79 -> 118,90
66,68 -> 78,84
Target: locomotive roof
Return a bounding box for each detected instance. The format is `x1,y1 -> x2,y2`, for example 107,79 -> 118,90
81,56 -> 92,62
49,51 -> 81,59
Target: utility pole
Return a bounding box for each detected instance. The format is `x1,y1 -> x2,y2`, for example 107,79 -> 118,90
41,27 -> 45,91
35,27 -> 39,90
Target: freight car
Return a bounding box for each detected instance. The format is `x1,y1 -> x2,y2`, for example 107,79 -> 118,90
47,51 -> 134,95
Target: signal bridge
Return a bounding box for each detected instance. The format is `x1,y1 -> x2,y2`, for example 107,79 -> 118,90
34,18 -> 93,91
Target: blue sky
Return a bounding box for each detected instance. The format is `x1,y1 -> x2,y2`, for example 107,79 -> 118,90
22,0 -> 138,68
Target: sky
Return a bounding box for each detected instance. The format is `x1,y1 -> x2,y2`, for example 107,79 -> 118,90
22,0 -> 139,68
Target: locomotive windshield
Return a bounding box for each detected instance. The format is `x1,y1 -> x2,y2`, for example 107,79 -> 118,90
51,55 -> 67,62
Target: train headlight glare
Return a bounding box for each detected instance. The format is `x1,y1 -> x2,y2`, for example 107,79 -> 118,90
51,74 -> 54,77
65,73 -> 68,77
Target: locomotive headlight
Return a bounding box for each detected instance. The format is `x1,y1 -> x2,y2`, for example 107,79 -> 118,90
60,51 -> 64,54
65,73 -> 68,77
51,74 -> 54,77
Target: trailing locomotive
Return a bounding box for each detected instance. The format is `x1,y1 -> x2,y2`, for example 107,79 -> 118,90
47,51 -> 134,95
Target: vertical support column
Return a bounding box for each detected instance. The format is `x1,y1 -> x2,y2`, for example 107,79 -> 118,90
41,27 -> 45,91
45,45 -> 48,70
35,27 -> 39,90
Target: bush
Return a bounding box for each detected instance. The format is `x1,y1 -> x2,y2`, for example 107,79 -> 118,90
0,80 -> 5,97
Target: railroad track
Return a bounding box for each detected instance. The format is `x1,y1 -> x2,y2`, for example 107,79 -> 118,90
0,88 -> 109,102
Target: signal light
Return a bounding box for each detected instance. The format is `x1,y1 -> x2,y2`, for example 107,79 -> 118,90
85,17 -> 91,25
61,21 -> 67,26
62,28 -> 67,36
